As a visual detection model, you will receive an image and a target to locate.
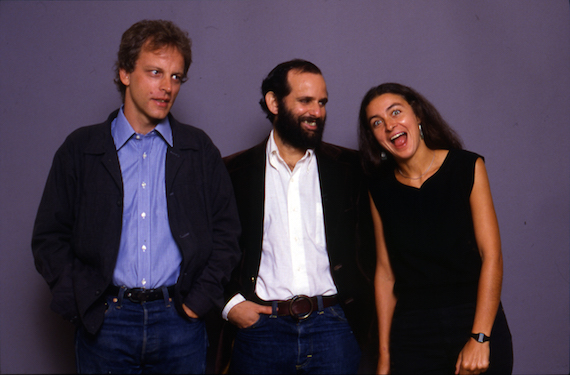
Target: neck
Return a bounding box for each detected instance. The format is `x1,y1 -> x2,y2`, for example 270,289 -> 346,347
273,130 -> 307,171
122,106 -> 161,135
396,147 -> 436,180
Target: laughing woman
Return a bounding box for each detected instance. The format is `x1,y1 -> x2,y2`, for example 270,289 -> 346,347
358,83 -> 513,375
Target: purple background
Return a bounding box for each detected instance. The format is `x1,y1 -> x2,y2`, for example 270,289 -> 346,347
1,1 -> 568,373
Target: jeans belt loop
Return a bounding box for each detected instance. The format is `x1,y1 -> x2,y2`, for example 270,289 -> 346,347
271,301 -> 279,318
117,286 -> 126,306
161,285 -> 171,307
317,295 -> 324,311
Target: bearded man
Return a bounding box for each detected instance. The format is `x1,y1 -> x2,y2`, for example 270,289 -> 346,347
221,59 -> 376,374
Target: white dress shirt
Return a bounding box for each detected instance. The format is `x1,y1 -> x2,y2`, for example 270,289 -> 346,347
223,131 -> 337,319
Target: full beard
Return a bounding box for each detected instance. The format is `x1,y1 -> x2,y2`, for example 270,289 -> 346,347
273,103 -> 326,150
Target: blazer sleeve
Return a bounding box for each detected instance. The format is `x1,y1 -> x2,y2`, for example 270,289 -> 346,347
31,137 -> 80,323
179,136 -> 242,316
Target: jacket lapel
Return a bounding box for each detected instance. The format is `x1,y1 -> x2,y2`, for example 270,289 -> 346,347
315,146 -> 344,252
84,111 -> 123,192
165,115 -> 198,195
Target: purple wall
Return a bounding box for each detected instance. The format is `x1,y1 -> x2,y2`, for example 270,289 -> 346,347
1,1 -> 568,373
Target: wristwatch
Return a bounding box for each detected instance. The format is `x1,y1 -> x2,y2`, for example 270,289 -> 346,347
471,332 -> 491,343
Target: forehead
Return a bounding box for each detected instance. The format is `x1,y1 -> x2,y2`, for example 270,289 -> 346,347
367,93 -> 409,113
286,71 -> 327,97
137,43 -> 184,69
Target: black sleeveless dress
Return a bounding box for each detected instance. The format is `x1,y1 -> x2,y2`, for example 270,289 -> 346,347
369,149 -> 513,374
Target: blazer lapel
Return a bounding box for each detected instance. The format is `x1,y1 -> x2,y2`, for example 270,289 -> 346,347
84,121 -> 123,192
316,147 -> 344,250
237,142 -> 266,256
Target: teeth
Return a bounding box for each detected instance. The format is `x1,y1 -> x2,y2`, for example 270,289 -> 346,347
390,132 -> 405,141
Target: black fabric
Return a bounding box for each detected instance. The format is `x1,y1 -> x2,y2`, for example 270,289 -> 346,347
369,149 -> 482,309
390,302 -> 512,374
369,149 -> 513,373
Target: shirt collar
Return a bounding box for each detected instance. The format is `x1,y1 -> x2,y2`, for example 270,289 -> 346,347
111,106 -> 173,150
267,129 -> 314,170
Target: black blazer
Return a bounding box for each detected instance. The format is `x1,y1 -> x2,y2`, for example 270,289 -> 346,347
223,138 -> 376,346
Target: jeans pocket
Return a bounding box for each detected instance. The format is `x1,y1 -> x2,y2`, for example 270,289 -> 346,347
241,313 -> 268,330
327,304 -> 348,322
104,296 -> 120,315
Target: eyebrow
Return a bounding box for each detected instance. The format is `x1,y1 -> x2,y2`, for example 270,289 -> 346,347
298,96 -> 328,102
367,102 -> 403,122
386,102 -> 403,110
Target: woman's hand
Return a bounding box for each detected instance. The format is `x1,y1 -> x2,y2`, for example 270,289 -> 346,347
455,338 -> 490,374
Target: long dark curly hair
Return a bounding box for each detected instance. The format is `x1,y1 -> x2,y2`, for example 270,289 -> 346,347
358,83 -> 463,175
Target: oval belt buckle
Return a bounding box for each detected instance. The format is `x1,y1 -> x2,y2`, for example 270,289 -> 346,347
289,295 -> 313,321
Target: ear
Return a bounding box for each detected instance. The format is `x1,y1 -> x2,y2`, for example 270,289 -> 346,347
119,69 -> 130,86
265,91 -> 279,116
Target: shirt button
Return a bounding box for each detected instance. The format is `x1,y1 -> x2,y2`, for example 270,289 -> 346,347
141,182 -> 147,189
141,279 -> 147,286
136,135 -> 141,140
141,212 -> 146,219
142,245 -> 147,252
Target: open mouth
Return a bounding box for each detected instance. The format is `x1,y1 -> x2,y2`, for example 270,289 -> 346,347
153,98 -> 170,107
390,132 -> 407,147
302,119 -> 317,128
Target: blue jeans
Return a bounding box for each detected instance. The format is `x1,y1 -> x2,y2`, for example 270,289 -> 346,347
230,303 -> 361,374
75,287 -> 207,374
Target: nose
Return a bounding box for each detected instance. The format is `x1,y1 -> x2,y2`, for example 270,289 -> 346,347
309,102 -> 324,117
160,77 -> 172,94
385,118 -> 396,131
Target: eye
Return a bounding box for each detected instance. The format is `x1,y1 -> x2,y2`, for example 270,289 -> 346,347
172,74 -> 181,81
319,98 -> 328,106
392,109 -> 401,116
372,119 -> 383,128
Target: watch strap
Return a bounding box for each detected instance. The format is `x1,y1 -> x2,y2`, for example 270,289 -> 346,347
471,332 -> 491,343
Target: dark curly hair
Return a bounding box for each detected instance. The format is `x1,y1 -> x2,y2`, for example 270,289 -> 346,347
358,82 -> 463,175
114,19 -> 192,101
259,59 -> 322,123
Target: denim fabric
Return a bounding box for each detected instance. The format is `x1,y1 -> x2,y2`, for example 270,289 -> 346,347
229,304 -> 360,374
75,287 -> 207,374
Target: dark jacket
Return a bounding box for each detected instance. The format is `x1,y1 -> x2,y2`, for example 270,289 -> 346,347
223,139 -> 376,346
32,109 -> 241,334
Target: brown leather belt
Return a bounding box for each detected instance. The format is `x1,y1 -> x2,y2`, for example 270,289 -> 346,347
259,295 -> 338,321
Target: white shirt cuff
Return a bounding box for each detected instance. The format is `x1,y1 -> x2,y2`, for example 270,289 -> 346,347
222,293 -> 246,320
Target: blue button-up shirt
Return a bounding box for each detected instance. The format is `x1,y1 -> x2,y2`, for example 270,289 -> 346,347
111,108 -> 181,288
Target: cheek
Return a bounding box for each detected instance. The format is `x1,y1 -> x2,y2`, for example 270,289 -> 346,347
372,128 -> 388,144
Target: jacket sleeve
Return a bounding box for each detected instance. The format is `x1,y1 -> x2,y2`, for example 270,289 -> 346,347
178,137 -> 242,317
31,138 -> 79,323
